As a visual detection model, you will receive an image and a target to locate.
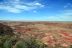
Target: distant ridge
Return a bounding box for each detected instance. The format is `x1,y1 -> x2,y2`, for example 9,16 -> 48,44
0,20 -> 72,23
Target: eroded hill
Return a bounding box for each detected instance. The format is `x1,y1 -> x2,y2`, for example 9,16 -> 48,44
0,21 -> 72,48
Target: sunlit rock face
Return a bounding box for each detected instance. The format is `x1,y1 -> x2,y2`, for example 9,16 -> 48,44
0,23 -> 14,36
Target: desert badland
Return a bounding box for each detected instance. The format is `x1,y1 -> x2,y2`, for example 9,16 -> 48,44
0,21 -> 72,48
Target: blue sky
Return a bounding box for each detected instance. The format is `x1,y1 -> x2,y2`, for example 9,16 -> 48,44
0,0 -> 72,21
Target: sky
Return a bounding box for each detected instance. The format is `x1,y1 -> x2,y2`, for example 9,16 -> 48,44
0,0 -> 72,21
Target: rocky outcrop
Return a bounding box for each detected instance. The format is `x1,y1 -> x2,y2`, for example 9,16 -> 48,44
0,23 -> 14,36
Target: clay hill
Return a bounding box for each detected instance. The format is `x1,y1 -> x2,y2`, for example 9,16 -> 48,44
0,21 -> 72,48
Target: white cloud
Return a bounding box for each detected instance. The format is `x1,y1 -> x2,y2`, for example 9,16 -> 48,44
0,0 -> 45,13
35,3 -> 41,5
64,3 -> 72,8
54,9 -> 72,21
42,9 -> 72,21
63,3 -> 72,17
33,10 -> 37,13
62,9 -> 72,17
0,5 -> 21,13
7,7 -> 21,13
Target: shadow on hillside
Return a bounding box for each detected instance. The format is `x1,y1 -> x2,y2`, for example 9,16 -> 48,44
0,23 -> 14,36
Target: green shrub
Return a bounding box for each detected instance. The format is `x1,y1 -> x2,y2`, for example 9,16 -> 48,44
0,35 -> 47,48
15,40 -> 28,48
0,35 -> 18,48
0,35 -> 11,48
70,45 -> 72,48
15,37 -> 47,48
3,39 -> 12,48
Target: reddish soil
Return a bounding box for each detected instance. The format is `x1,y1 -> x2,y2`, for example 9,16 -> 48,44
1,22 -> 72,47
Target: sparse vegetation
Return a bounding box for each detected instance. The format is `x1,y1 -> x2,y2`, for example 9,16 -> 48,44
70,45 -> 72,48
0,33 -> 47,48
0,22 -> 72,48
0,23 -> 47,48
15,37 -> 47,48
